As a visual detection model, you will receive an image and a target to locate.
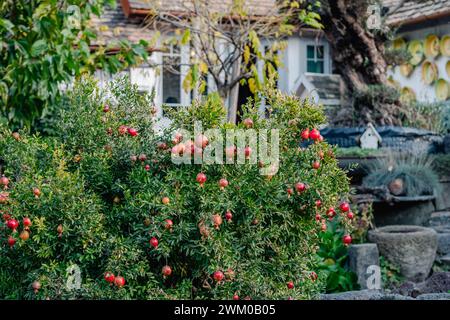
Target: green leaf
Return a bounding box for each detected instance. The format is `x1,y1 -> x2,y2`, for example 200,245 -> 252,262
30,39 -> 47,57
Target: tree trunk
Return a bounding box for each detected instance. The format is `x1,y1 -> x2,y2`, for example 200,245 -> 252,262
227,53 -> 242,124
318,0 -> 407,126
321,0 -> 388,90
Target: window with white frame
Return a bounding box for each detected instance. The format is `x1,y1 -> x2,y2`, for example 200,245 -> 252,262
162,44 -> 182,105
306,45 -> 325,74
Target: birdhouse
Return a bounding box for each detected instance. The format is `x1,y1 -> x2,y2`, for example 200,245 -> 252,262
360,123 -> 382,149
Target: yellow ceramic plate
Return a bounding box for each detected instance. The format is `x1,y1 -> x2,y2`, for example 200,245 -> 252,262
421,61 -> 439,85
446,60 -> 450,77
392,38 -> 406,50
400,87 -> 416,105
399,63 -> 413,77
440,35 -> 450,56
408,40 -> 424,66
435,79 -> 449,101
424,34 -> 440,58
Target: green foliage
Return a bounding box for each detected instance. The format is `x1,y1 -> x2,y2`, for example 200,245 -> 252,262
0,0 -> 148,129
336,147 -> 383,158
432,154 -> 450,178
379,256 -> 403,291
0,76 -> 352,299
363,152 -> 441,197
317,219 -> 358,293
401,101 -> 450,134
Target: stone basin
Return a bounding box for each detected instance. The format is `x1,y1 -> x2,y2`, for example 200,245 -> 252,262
368,225 -> 438,282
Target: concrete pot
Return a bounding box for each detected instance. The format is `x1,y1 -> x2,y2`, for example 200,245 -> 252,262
368,225 -> 438,282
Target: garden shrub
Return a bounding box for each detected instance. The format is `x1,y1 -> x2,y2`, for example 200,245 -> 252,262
0,76 -> 353,299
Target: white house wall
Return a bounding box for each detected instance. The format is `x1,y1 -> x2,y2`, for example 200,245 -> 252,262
388,24 -> 450,103
278,36 -> 331,94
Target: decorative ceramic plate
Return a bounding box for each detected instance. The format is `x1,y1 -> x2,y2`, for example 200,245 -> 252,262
440,35 -> 450,56
399,63 -> 413,77
435,79 -> 449,101
408,40 -> 424,66
421,61 -> 439,85
400,87 -> 416,105
392,38 -> 406,50
424,34 -> 440,58
446,60 -> 450,77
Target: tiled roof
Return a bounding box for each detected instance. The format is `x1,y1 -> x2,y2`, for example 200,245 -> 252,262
89,1 -> 155,45
384,0 -> 450,25
127,0 -> 277,16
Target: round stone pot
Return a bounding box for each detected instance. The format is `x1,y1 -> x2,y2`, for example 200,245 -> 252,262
368,225 -> 438,282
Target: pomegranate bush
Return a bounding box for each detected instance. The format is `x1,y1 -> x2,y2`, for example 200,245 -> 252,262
0,77 -> 353,299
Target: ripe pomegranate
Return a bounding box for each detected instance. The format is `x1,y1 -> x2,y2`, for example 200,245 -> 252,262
194,134 -> 209,149
326,207 -> 336,218
0,176 -> 9,188
301,129 -> 310,140
310,128 -> 321,141
173,132 -> 183,144
103,104 -> 110,112
139,154 -> 147,162
312,161 -> 320,170
287,188 -> 293,197
243,118 -> 253,128
19,230 -> 30,241
114,276 -> 126,288
347,212 -> 354,219
287,281 -> 294,289
211,214 -> 223,229
224,268 -> 235,281
57,224 -> 63,237
295,182 -> 306,193
162,265 -> 172,277
315,214 -> 321,221
7,219 -> 19,231
162,197 -> 170,205
343,234 -> 352,245
219,178 -> 229,190
33,188 -> 41,198
244,146 -> 252,159
164,219 -> 173,230
104,272 -> 115,283
0,192 -> 9,204
150,237 -> 159,249
157,142 -> 168,150
340,202 -> 350,213
225,146 -> 236,159
127,127 -> 138,137
144,164 -> 150,171
321,223 -> 327,232
118,125 -> 128,135
8,236 -> 16,247
32,281 -> 41,294
233,294 -> 239,300
213,271 -> 224,282
318,135 -> 324,142
12,132 -> 20,141
225,210 -> 233,222
130,155 -> 138,163
196,172 -> 207,187
310,271 -> 318,281
315,200 -> 322,207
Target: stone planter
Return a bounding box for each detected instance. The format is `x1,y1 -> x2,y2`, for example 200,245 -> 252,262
372,195 -> 436,227
368,225 -> 438,282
